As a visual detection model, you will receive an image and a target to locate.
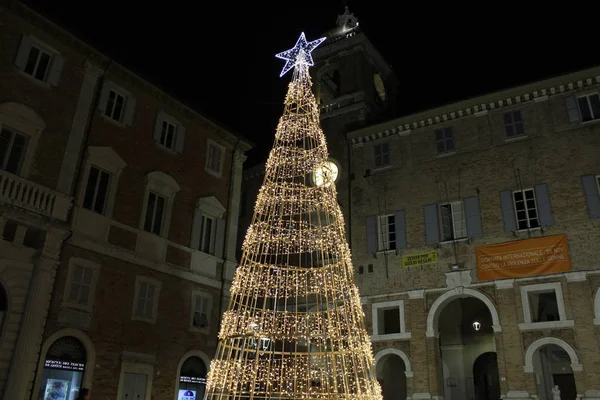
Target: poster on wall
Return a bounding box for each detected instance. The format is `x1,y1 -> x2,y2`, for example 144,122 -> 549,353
475,234 -> 571,281
44,379 -> 69,400
178,390 -> 196,400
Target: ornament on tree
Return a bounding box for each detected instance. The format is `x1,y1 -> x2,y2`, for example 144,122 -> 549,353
204,32 -> 382,400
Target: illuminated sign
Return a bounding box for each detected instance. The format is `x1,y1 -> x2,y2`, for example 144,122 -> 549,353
179,376 -> 206,384
44,360 -> 85,372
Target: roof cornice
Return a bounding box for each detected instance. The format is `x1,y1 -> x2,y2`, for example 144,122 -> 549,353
347,66 -> 600,145
3,0 -> 252,151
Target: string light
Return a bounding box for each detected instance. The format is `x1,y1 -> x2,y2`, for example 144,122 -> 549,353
204,33 -> 382,400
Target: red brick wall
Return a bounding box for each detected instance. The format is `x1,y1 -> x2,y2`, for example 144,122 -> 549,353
44,244 -> 220,400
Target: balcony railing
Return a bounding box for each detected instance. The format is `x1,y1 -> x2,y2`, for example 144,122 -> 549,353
0,170 -> 71,221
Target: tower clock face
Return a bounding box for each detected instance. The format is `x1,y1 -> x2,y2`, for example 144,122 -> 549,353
313,160 -> 339,187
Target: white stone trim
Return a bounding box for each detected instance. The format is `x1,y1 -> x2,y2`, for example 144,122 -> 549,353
371,299 -> 411,341
77,146 -> 126,217
523,337 -> 582,373
32,329 -> 96,396
61,257 -> 101,313
131,275 -> 162,324
407,289 -> 424,299
594,287 -> 600,326
565,271 -> 587,282
140,171 -> 180,238
374,348 -> 413,378
494,279 -> 515,290
116,354 -> 155,400
426,287 -> 501,337
196,196 -> 226,218
0,102 -> 45,179
518,282 -> 573,330
172,349 -> 212,400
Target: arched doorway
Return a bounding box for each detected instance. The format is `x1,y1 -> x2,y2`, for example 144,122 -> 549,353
177,356 -> 208,400
376,353 -> 407,400
436,296 -> 499,400
472,352 -> 500,400
35,336 -> 87,400
530,344 -> 577,400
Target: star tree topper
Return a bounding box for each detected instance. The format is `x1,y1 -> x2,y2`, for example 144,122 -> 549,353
275,32 -> 326,77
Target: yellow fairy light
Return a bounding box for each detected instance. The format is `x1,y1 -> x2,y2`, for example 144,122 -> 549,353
204,33 -> 382,400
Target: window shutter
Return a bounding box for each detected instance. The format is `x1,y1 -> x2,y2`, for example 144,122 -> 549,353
190,209 -> 203,250
154,112 -> 164,142
394,210 -> 407,249
47,55 -> 64,86
214,218 -> 226,258
175,125 -> 186,154
534,183 -> 553,227
581,175 -> 600,219
424,204 -> 439,244
123,96 -> 136,126
464,196 -> 483,238
14,35 -> 32,69
565,96 -> 580,124
98,85 -> 110,114
366,215 -> 377,254
500,190 -> 516,232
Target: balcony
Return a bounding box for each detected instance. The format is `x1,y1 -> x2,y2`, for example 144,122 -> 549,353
0,170 -> 71,221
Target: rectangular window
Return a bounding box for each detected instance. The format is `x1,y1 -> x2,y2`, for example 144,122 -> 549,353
82,166 -> 111,214
23,43 -> 52,81
143,192 -> 166,235
206,142 -> 224,175
435,127 -> 455,153
577,93 -> 600,122
377,214 -> 396,251
0,128 -> 28,175
373,142 -> 390,168
134,280 -> 158,319
66,264 -> 94,306
528,291 -> 559,323
504,110 -> 525,138
440,202 -> 467,241
105,90 -> 125,122
199,215 -> 215,254
513,188 -> 539,230
191,294 -> 211,329
158,120 -> 177,150
378,307 -> 401,335
371,300 -> 408,340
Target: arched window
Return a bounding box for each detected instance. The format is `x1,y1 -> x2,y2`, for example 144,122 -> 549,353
178,356 -> 207,400
37,336 -> 87,400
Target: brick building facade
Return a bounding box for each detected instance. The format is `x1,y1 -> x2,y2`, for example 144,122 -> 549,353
239,8 -> 600,400
0,1 -> 251,399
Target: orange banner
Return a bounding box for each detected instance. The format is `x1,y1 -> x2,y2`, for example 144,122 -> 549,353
476,234 -> 571,281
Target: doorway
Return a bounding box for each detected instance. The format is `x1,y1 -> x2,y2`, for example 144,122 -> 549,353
437,297 -> 499,400
472,352 -> 501,400
376,352 -> 407,400
532,344 -> 576,400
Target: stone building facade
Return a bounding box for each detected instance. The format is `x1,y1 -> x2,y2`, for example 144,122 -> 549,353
0,1 -> 251,399
239,8 -> 600,400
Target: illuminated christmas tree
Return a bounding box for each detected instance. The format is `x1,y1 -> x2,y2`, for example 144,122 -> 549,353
204,33 -> 382,400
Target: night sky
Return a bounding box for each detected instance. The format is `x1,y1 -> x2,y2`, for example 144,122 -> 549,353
21,1 -> 600,165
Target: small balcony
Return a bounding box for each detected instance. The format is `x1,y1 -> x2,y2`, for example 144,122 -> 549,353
0,170 -> 71,221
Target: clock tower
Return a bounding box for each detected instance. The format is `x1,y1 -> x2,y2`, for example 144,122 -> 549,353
311,7 -> 398,227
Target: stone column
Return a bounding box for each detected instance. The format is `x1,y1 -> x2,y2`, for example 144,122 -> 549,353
406,290 -> 434,398
3,255 -> 58,400
223,150 -> 246,281
565,272 -> 598,394
56,61 -> 103,194
494,279 -> 533,399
